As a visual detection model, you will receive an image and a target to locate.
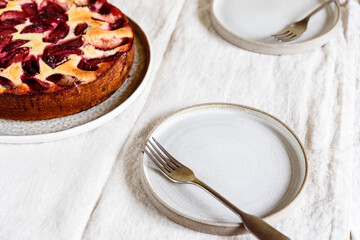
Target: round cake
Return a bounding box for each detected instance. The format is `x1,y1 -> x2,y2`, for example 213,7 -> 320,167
0,0 -> 134,120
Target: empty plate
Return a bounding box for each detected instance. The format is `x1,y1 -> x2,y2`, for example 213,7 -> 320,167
210,0 -> 340,54
141,103 -> 307,235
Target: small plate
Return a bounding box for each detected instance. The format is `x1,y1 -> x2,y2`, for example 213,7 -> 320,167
210,0 -> 340,55
0,19 -> 151,143
141,103 -> 307,235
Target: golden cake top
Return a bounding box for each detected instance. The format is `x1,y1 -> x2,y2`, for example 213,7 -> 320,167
0,0 -> 134,94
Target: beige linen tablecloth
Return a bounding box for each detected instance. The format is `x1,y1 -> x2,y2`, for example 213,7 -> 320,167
0,0 -> 359,239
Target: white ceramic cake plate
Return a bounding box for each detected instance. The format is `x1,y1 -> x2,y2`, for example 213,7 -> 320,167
210,0 -> 340,55
0,19 -> 151,143
141,103 -> 307,235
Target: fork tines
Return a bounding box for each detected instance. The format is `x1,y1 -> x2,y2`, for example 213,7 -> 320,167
143,138 -> 181,173
272,30 -> 298,42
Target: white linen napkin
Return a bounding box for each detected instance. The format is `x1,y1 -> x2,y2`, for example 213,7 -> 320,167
82,0 -> 360,239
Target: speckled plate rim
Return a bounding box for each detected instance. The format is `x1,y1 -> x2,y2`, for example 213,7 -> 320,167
140,103 -> 308,236
0,18 -> 151,144
210,0 -> 341,55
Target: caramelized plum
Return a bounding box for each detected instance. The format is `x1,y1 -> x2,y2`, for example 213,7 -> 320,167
0,47 -> 29,68
62,37 -> 84,48
42,48 -> 82,69
43,22 -> 69,43
87,33 -> 129,49
22,56 -> 40,76
86,52 -> 120,65
21,24 -> 52,34
42,1 -> 66,14
0,27 -> 17,36
42,37 -> 83,68
47,74 -> 78,86
22,78 -> 50,91
21,2 -> 38,16
0,18 -> 26,27
0,35 -> 12,49
99,2 -> 111,15
0,0 -> 7,9
1,40 -> 29,53
109,18 -> 124,30
74,23 -> 88,36
0,11 -> 26,21
77,52 -> 121,71
31,12 -> 67,24
77,60 -> 98,71
0,76 -> 15,90
45,45 -> 82,57
50,48 -> 82,57
44,55 -> 67,69
46,74 -> 62,83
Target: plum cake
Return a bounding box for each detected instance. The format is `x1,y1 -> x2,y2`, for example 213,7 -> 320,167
0,0 -> 134,120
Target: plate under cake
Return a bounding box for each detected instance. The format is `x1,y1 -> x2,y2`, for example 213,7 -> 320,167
0,0 -> 134,120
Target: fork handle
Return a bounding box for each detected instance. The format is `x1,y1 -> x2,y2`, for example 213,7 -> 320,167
305,0 -> 335,20
192,178 -> 290,240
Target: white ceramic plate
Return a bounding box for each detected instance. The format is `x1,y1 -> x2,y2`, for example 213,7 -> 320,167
210,0 -> 340,55
0,19 -> 151,143
141,103 -> 307,235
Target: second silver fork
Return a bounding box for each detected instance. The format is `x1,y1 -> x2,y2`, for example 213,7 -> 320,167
272,0 -> 335,42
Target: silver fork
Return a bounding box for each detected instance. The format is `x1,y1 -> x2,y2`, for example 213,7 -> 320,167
143,138 -> 290,240
272,0 -> 335,42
